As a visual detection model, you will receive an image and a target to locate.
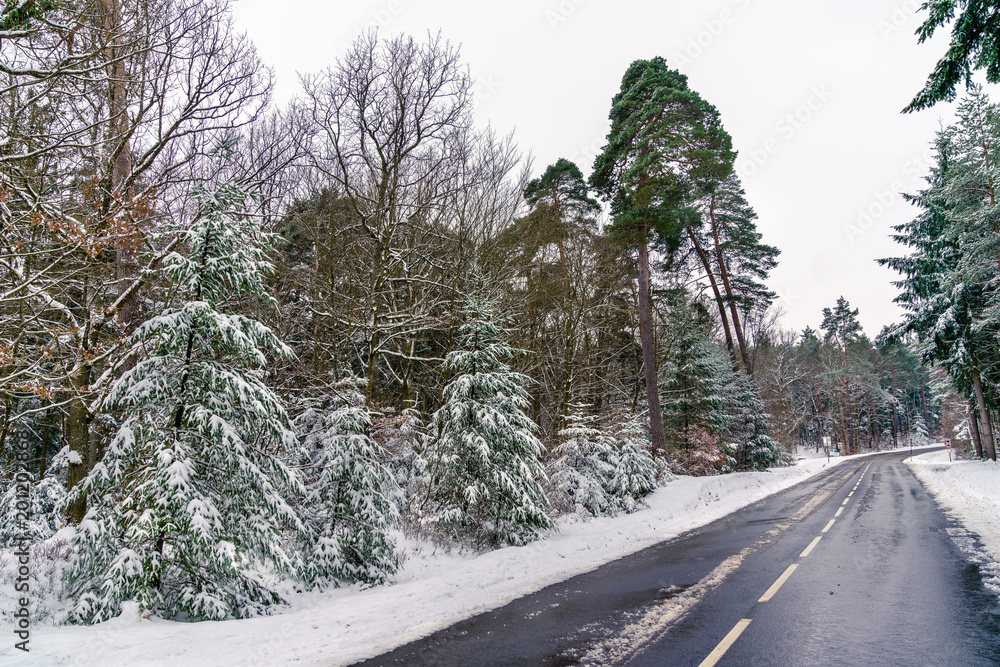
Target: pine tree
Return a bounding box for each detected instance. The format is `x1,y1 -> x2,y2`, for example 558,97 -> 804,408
881,90 -> 1000,460
687,172 -> 779,374
591,56 -> 735,456
427,296 -> 552,548
609,415 -> 658,513
548,408 -> 616,517
721,372 -> 783,472
658,294 -> 732,449
520,159 -> 601,434
906,1 -> 1000,111
65,151 -> 304,623
295,378 -> 399,588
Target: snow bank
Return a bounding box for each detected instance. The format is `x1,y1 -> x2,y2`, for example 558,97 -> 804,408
907,450 -> 1000,598
1,454 -> 867,667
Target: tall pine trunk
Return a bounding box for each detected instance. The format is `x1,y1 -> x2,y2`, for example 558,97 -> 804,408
971,365 -> 996,460
709,204 -> 752,375
969,402 -> 985,458
688,227 -> 739,369
636,222 -> 666,456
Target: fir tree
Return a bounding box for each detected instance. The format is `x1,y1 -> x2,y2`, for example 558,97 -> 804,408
548,408 -> 616,517
609,415 -> 658,513
881,90 -> 1000,460
906,1 -> 1000,111
721,372 -> 783,472
427,296 -> 552,548
658,294 -> 732,448
65,151 -> 304,623
295,378 -> 399,588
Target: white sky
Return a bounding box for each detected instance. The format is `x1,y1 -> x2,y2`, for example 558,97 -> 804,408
233,0 -> 968,338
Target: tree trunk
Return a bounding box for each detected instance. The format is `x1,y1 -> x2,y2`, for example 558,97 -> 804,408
709,205 -> 752,375
969,402 -> 984,459
66,363 -> 93,524
687,227 -> 738,369
890,365 -> 898,448
101,0 -> 141,344
971,367 -> 996,461
920,376 -> 930,431
637,225 -> 666,456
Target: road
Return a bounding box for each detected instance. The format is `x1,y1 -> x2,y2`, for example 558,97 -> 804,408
353,450 -> 1000,666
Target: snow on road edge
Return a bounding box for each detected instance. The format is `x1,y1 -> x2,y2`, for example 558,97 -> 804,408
907,450 -> 1000,599
2,449 -> 920,667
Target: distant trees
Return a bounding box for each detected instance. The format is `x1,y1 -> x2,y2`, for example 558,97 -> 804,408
753,297 -> 937,455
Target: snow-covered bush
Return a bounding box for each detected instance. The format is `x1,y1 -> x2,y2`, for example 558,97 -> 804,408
426,295 -> 552,548
65,160 -> 304,623
295,378 -> 399,588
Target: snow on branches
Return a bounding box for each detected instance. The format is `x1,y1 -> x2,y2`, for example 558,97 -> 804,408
65,154 -> 305,623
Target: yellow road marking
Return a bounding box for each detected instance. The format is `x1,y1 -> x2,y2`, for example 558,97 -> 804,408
800,536 -> 822,558
698,619 -> 753,667
759,564 -> 798,602
822,519 -> 835,533
835,507 -> 844,517
841,498 -> 850,506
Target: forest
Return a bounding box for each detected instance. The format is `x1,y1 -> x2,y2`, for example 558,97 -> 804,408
0,0 -> 991,624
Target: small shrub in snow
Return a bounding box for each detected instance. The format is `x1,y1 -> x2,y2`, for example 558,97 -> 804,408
0,462 -> 66,545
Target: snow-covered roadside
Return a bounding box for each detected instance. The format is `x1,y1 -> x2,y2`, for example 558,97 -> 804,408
907,450 -> 1000,598
0,450 -> 909,667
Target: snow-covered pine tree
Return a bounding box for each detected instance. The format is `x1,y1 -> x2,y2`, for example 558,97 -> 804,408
428,295 -> 552,548
295,377 -> 399,588
65,150 -> 305,623
910,412 -> 930,446
658,295 -> 732,449
721,371 -> 783,472
548,407 -> 616,517
609,415 -> 658,513
0,470 -> 65,546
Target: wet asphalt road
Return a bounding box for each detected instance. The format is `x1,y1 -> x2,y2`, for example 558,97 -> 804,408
353,450 -> 1000,666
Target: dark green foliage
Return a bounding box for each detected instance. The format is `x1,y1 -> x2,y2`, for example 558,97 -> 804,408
821,297 -> 864,350
658,294 -> 731,445
1,0 -> 58,33
590,57 -> 735,249
906,0 -> 1000,111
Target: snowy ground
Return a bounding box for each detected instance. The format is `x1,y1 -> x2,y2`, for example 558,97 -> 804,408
1,447 -> 937,667
907,449 -> 1000,599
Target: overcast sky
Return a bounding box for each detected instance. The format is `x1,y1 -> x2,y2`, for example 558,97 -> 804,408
233,0 -> 969,338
